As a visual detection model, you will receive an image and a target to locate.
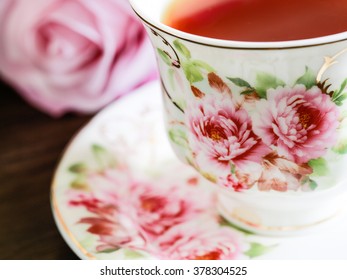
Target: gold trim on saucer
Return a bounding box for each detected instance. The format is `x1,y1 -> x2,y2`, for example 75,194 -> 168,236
51,184 -> 96,260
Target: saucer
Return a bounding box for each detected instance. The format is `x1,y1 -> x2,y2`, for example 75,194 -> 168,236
51,81 -> 347,260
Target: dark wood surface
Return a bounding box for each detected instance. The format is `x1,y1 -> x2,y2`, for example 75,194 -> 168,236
0,80 -> 93,259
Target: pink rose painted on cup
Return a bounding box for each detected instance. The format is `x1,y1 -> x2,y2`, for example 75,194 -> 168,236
252,85 -> 340,164
0,0 -> 157,116
155,221 -> 241,260
187,94 -> 270,175
218,173 -> 249,192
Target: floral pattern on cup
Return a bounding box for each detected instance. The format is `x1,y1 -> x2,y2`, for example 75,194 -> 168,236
158,39 -> 347,193
67,145 -> 272,260
252,85 -> 339,164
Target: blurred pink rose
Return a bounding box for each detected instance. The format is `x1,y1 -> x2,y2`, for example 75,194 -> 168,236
70,193 -> 148,252
155,222 -> 242,260
69,167 -> 216,253
128,180 -> 214,238
0,0 -> 157,116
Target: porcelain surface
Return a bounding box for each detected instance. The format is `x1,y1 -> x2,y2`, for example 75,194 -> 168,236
51,81 -> 347,259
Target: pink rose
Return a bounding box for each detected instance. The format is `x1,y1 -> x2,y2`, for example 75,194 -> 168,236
217,173 -> 249,192
70,194 -> 147,252
0,0 -> 157,116
252,85 -> 340,164
69,167 -> 216,253
128,181 -> 214,238
155,222 -> 241,260
68,169 -> 148,252
187,94 -> 270,174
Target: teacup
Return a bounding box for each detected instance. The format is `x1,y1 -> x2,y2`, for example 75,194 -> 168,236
129,0 -> 347,235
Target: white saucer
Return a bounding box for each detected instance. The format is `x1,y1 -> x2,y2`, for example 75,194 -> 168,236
51,80 -> 347,260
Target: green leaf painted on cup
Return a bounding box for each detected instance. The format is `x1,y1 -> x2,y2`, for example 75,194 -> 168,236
333,78 -> 347,97
244,242 -> 275,258
168,68 -> 176,90
255,72 -> 285,98
157,48 -> 172,66
230,163 -> 236,174
295,66 -> 316,89
333,93 -> 347,106
227,77 -> 252,88
332,78 -> 347,106
309,179 -> 318,190
168,129 -> 189,148
227,77 -> 257,96
300,176 -> 318,190
308,157 -> 329,176
240,89 -> 256,95
332,139 -> 347,154
182,61 -> 204,84
191,60 -> 215,72
173,40 -> 191,59
340,78 -> 347,92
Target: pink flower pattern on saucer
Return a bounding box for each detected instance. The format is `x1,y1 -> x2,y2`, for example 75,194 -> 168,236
67,153 -> 249,259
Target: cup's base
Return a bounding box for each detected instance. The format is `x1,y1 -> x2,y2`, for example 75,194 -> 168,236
217,188 -> 347,237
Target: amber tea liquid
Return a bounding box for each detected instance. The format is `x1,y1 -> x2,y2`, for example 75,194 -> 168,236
162,0 -> 347,41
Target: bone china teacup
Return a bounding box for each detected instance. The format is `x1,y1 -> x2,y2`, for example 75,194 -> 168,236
129,0 -> 347,235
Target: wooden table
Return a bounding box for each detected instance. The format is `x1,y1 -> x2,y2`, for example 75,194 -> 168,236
0,80 -> 92,259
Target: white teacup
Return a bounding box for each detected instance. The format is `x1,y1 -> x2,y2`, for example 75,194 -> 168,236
130,0 -> 347,235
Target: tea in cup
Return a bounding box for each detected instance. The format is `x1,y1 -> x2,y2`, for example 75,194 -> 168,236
161,0 -> 347,42
129,0 -> 347,235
